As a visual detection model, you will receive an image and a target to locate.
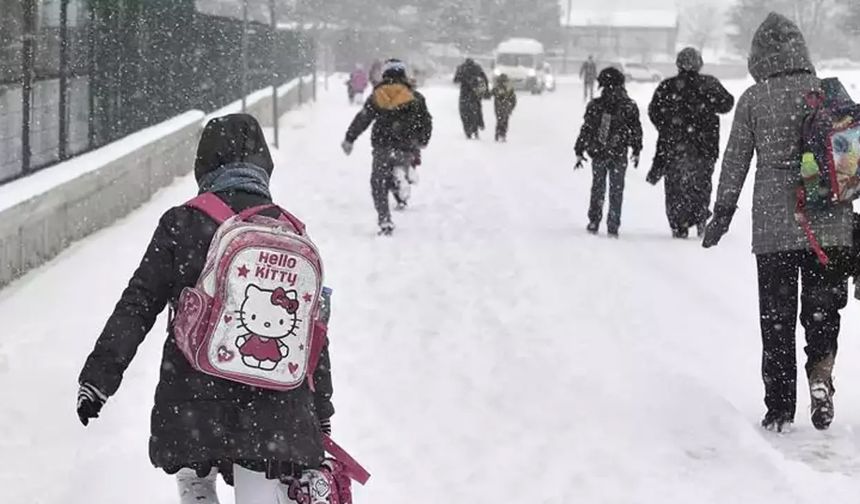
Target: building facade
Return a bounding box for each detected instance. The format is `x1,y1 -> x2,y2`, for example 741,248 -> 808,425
561,9 -> 678,62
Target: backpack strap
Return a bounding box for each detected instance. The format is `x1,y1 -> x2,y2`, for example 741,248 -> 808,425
186,193 -> 236,224
323,435 -> 371,485
795,186 -> 830,266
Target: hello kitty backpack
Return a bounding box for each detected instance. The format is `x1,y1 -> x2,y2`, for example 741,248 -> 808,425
172,193 -> 327,392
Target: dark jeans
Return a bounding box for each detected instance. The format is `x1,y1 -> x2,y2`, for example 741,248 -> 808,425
756,249 -> 849,419
664,156 -> 715,231
371,150 -> 411,225
588,158 -> 627,232
583,80 -> 595,102
495,112 -> 510,140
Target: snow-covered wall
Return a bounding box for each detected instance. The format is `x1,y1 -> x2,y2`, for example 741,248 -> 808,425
0,76 -> 315,287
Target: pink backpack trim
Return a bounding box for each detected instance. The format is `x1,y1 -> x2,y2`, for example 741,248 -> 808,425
187,193 -> 236,224
324,435 -> 371,485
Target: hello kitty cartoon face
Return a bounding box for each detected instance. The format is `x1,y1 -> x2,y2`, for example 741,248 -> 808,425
239,285 -> 300,339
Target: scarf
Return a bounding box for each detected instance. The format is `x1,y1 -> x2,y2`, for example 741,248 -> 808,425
198,162 -> 272,199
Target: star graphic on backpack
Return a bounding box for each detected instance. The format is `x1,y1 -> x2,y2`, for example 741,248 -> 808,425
237,265 -> 250,278
303,292 -> 313,303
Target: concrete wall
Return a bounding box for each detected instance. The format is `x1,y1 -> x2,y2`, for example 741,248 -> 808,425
0,76 -> 314,288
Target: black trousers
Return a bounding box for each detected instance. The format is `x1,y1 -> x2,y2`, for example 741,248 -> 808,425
495,112 -> 510,140
664,156 -> 715,231
588,158 -> 627,232
371,150 -> 411,225
583,80 -> 595,102
756,249 -> 849,418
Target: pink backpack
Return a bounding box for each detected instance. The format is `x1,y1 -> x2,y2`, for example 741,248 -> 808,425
172,193 -> 328,391
281,436 -> 371,504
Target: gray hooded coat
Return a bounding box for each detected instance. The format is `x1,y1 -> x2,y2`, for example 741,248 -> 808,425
713,13 -> 853,255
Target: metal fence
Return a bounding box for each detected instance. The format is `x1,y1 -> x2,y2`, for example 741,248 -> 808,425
0,0 -> 313,184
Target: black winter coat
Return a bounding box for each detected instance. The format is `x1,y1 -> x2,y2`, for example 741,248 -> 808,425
345,78 -> 433,152
79,115 -> 334,480
575,88 -> 643,160
492,83 -> 517,117
648,71 -> 734,162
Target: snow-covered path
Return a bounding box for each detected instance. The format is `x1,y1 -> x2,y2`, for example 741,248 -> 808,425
2,78 -> 860,503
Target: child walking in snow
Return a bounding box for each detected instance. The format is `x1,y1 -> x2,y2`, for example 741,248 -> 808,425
76,114 -> 335,504
341,59 -> 433,236
574,68 -> 643,237
492,74 -> 517,142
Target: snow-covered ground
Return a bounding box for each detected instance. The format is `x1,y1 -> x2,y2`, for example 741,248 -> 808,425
2,76 -> 860,503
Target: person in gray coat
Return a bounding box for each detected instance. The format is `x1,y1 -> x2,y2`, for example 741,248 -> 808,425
702,13 -> 852,433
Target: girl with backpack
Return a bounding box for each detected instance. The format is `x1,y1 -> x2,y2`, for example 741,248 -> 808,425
702,13 -> 853,433
76,114 -> 336,503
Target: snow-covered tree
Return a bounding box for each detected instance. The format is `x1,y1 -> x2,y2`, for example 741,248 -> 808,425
681,2 -> 723,52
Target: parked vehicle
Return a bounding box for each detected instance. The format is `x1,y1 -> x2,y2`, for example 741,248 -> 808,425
493,38 -> 546,94
609,61 -> 663,83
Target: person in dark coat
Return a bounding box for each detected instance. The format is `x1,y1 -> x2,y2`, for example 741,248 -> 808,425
454,58 -> 489,139
648,47 -> 735,239
574,68 -> 643,237
76,114 -> 334,500
703,13 -> 852,433
580,55 -> 597,102
492,74 -> 517,142
342,59 -> 433,235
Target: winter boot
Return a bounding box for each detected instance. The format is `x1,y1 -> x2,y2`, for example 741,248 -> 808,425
607,227 -> 619,238
761,410 -> 794,433
672,227 -> 689,239
587,222 -> 599,234
378,221 -> 395,236
809,354 -> 836,430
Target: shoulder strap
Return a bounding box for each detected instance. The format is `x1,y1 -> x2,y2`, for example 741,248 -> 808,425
323,435 -> 371,485
186,193 -> 236,225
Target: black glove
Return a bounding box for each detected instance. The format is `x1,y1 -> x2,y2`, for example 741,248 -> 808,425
77,382 -> 107,426
702,206 -> 736,248
575,155 -> 587,170
320,417 -> 332,436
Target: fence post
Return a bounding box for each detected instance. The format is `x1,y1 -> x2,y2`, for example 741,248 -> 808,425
241,0 -> 249,113
58,0 -> 70,160
270,0 -> 278,148
21,0 -> 36,174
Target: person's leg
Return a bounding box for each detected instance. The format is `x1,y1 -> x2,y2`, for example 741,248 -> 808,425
664,166 -> 684,235
588,159 -> 609,228
177,468 -> 220,504
799,248 -> 849,428
756,251 -> 801,427
233,465 -> 280,504
689,158 -> 715,231
370,153 -> 393,227
606,159 -> 627,234
500,113 -> 510,140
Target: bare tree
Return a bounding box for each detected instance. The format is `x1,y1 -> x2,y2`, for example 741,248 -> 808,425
681,2 -> 722,52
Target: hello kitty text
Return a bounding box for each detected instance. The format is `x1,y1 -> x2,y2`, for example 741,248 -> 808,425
255,251 -> 299,286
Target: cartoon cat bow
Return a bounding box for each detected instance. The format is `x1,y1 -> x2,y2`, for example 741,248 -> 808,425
271,288 -> 300,313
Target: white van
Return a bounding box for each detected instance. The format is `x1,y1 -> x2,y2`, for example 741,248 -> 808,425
493,38 -> 546,94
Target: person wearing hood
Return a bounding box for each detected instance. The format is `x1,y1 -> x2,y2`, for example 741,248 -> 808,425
76,114 -> 334,503
648,47 -> 735,239
703,13 -> 852,433
342,59 -> 433,236
454,58 -> 490,139
574,67 -> 643,237
492,73 -> 517,142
